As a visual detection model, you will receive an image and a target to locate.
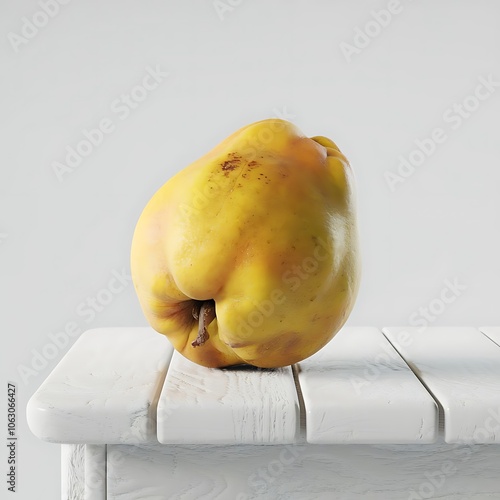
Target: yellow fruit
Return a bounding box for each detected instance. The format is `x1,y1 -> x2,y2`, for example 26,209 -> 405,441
130,119 -> 360,368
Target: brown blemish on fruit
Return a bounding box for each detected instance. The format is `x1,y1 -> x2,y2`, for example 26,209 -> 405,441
284,332 -> 301,351
220,152 -> 242,176
227,340 -> 253,349
256,331 -> 301,355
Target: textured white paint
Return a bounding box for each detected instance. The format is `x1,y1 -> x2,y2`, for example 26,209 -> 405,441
107,441 -> 500,499
61,444 -> 106,500
61,444 -> 84,500
298,327 -> 438,444
479,326 -> 500,347
33,327 -> 500,499
157,351 -> 299,444
27,328 -> 173,444
85,445 -> 106,500
383,327 -> 500,444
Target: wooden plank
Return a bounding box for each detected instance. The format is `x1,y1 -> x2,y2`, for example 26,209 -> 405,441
27,327 -> 173,444
479,326 -> 500,347
107,441 -> 500,499
297,327 -> 438,444
61,444 -> 106,500
61,444 -> 84,500
383,327 -> 500,444
157,351 -> 299,444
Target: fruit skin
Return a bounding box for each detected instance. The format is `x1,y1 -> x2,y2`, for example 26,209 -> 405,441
130,119 -> 360,368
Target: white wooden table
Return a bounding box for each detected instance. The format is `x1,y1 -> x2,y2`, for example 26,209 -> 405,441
27,327 -> 500,499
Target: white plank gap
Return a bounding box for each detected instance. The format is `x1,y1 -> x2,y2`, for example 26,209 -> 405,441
297,327 -> 438,444
27,327 -> 173,444
157,351 -> 299,444
383,327 -> 500,444
479,326 -> 500,348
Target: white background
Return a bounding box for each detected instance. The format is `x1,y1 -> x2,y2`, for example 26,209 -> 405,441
1,0 -> 500,497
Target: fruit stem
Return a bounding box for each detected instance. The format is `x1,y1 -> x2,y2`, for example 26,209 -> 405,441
191,300 -> 216,347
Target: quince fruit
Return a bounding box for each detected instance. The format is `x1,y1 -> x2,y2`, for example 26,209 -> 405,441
131,119 -> 360,368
